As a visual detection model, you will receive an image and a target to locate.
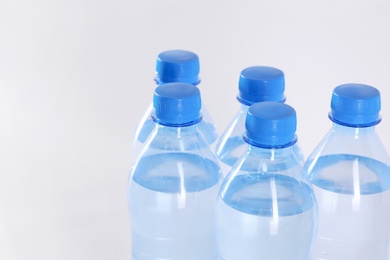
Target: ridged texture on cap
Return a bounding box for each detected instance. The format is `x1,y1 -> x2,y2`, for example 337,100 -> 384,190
245,102 -> 297,148
238,66 -> 285,105
154,50 -> 200,85
153,82 -> 201,126
329,83 -> 381,127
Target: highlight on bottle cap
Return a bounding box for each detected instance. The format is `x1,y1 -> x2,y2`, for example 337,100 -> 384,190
329,83 -> 381,127
245,101 -> 297,148
237,66 -> 286,105
154,50 -> 200,85
152,82 -> 202,126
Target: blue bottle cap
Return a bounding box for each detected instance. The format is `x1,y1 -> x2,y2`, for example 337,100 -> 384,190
154,50 -> 200,85
329,83 -> 381,127
237,66 -> 286,105
152,82 -> 202,126
245,102 -> 297,148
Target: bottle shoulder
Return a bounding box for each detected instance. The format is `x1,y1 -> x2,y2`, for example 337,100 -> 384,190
304,125 -> 390,194
220,168 -> 315,216
306,154 -> 390,194
305,125 -> 390,164
238,148 -> 304,174
131,152 -> 222,193
146,125 -> 209,148
132,125 -> 223,189
223,147 -> 308,183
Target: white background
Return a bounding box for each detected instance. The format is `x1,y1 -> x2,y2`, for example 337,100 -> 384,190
1,0 -> 390,259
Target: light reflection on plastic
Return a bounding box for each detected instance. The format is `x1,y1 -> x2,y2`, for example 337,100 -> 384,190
352,158 -> 361,211
270,177 -> 279,235
177,161 -> 186,209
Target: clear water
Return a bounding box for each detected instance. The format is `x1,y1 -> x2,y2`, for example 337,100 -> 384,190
129,153 -> 221,260
216,174 -> 316,260
308,154 -> 390,260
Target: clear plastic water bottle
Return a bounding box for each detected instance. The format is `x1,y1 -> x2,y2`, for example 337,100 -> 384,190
304,83 -> 390,260
215,66 -> 304,176
133,49 -> 218,158
216,101 -> 317,260
128,82 -> 223,260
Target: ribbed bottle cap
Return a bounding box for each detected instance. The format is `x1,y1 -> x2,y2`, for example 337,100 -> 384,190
329,83 -> 381,127
245,102 -> 297,148
152,82 -> 201,126
237,66 -> 285,105
154,50 -> 200,85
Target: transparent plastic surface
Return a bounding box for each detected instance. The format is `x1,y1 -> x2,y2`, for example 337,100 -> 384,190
305,124 -> 390,260
216,146 -> 317,260
129,124 -> 222,260
133,103 -> 219,160
215,104 -> 305,176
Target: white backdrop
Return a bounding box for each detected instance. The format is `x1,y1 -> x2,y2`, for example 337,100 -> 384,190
1,0 -> 390,259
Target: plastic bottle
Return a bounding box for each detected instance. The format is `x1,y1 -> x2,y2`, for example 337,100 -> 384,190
304,83 -> 390,260
133,49 -> 218,158
216,101 -> 317,260
215,66 -> 304,176
128,82 -> 223,260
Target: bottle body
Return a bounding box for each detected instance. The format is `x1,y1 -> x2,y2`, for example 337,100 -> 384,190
215,104 -> 305,176
216,146 -> 317,260
305,124 -> 390,260
129,125 -> 222,260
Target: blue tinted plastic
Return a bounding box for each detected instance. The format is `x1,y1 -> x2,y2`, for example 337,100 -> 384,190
329,83 -> 381,127
129,85 -> 222,259
133,50 -> 219,160
305,84 -> 390,260
216,103 -> 317,259
152,83 -> 201,126
154,50 -> 200,85
244,102 -> 297,148
215,67 -> 304,176
237,66 -> 285,105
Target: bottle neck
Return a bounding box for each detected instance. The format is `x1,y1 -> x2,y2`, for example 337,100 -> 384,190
248,145 -> 294,160
155,123 -> 198,136
236,103 -> 250,122
140,121 -> 210,154
238,144 -> 303,178
332,122 -> 376,137
305,121 -> 389,162
240,103 -> 250,111
152,112 -> 202,128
